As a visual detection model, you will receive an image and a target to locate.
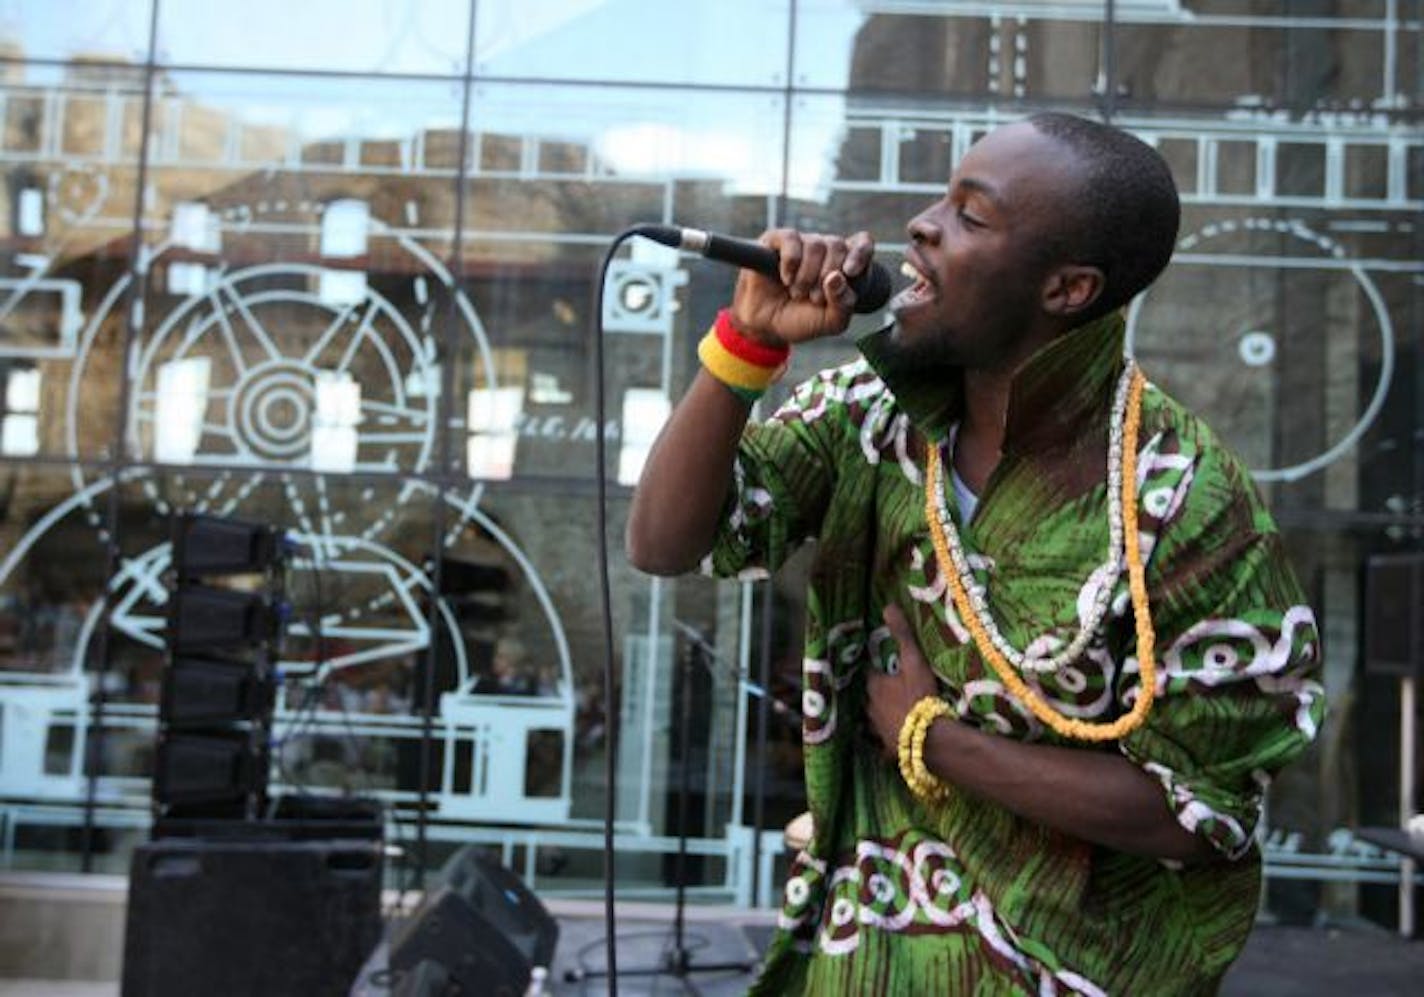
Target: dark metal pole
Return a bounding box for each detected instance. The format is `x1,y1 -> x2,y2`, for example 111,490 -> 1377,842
82,0 -> 163,871
1101,0 -> 1118,122
750,582 -> 774,907
568,626 -> 755,986
413,0 -> 480,890
672,636 -> 696,974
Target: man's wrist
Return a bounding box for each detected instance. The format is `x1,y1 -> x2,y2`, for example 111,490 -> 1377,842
725,307 -> 789,350
923,713 -> 975,783
897,696 -> 953,802
697,309 -> 789,405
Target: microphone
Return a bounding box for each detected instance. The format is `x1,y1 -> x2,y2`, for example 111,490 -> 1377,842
631,223 -> 892,314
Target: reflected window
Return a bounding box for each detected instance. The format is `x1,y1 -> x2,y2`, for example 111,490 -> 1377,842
2,96 -> 43,154
467,386 -> 524,481
170,202 -> 220,253
166,262 -> 211,297
617,388 -> 669,487
1155,137 -> 1198,196
16,187 -> 44,237
318,200 -> 370,305
320,199 -> 369,257
6,169 -> 46,238
153,357 -> 210,463
166,198 -> 219,297
1215,139 -> 1256,195
311,371 -> 361,473
1277,142 -> 1326,198
0,365 -> 41,456
317,270 -> 367,306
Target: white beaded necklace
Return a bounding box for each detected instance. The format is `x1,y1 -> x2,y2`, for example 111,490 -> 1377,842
931,359 -> 1138,675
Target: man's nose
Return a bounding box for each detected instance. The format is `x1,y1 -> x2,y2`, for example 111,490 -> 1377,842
907,211 -> 941,245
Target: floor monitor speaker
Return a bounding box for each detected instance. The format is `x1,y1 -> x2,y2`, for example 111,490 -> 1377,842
388,846 -> 558,997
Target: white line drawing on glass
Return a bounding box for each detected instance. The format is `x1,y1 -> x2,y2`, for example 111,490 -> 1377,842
0,1 -> 1415,897
78,527 -> 573,823
0,161 -> 110,359
62,207 -> 498,541
1127,216 -> 1394,483
0,189 -> 582,831
0,469 -> 578,826
46,164 -> 111,228
0,273 -> 85,358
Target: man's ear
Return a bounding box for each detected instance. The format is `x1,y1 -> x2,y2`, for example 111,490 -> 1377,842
1041,265 -> 1105,318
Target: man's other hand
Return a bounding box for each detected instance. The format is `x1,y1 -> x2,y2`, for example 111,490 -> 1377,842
866,603 -> 944,758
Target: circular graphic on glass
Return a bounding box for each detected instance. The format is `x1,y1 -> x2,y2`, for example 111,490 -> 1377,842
66,203 -> 499,545
1127,216 -> 1392,483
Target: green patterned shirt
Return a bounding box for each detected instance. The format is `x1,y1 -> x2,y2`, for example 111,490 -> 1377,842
707,312 -> 1325,995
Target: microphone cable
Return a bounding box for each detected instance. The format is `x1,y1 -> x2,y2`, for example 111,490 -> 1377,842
591,227 -> 648,995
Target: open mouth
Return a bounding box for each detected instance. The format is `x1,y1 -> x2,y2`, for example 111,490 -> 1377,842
890,259 -> 935,312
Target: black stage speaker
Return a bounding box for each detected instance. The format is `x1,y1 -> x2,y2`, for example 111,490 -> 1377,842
151,730 -> 264,810
1365,553 -> 1424,677
388,846 -> 558,997
161,656 -> 274,728
122,838 -> 382,997
172,513 -> 286,576
168,583 -> 282,653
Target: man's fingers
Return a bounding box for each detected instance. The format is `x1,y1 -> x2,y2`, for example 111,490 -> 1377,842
843,230 -> 875,278
883,603 -> 913,643
735,229 -> 870,343
824,271 -> 855,313
770,229 -> 803,288
813,241 -> 850,307
791,240 -> 827,301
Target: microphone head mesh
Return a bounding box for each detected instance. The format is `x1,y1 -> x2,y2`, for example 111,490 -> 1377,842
852,262 -> 893,314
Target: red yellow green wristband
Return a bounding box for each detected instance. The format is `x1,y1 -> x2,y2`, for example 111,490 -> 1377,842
698,309 -> 788,403
712,309 -> 789,367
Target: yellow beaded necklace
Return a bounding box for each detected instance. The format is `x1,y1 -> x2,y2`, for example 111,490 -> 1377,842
923,366 -> 1156,742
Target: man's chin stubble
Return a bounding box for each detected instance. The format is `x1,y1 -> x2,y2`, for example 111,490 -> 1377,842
886,321 -> 969,371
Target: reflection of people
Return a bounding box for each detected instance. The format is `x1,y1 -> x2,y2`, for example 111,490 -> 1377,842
628,115 -> 1324,993
481,636 -> 536,695
8,589 -> 86,674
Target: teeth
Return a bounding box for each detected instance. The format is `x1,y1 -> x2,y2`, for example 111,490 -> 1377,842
900,261 -> 919,279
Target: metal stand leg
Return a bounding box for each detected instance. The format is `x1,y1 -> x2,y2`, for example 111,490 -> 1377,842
567,631 -> 756,991
1400,675 -> 1416,939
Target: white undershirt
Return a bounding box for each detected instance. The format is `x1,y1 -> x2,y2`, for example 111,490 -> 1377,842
951,465 -> 980,524
946,422 -> 980,523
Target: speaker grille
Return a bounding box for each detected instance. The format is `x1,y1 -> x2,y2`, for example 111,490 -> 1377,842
1365,554 -> 1423,677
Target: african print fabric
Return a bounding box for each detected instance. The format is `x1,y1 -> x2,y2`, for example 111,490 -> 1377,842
703,312 -> 1325,995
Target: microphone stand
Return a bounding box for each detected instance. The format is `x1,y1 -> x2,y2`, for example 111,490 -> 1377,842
565,622 -> 759,993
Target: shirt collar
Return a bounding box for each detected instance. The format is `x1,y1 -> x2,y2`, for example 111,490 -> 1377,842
856,311 -> 1127,455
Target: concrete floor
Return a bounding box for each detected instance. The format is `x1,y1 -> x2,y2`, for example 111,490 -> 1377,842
1221,924 -> 1424,997
8,922 -> 1412,991
5,919 -> 1423,996
540,921 -> 1424,997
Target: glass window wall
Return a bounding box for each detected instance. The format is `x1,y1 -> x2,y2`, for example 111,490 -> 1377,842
0,1 -> 1417,931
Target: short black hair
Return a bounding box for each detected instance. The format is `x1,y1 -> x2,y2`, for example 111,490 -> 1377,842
1027,112 -> 1180,323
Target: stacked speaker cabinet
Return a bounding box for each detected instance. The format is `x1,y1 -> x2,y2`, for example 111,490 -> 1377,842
125,514 -> 385,997
153,513 -> 286,830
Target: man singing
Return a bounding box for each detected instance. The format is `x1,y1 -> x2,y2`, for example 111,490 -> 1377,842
627,114 -> 1324,994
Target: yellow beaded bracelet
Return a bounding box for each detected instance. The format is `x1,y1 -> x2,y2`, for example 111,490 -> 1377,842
896,695 -> 952,802
909,709 -> 951,801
